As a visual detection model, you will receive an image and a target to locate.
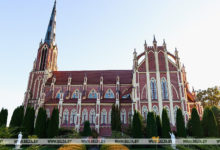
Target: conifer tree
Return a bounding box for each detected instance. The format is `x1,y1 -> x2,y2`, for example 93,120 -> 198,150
132,111 -> 143,138
82,121 -> 92,137
176,108 -> 186,137
115,105 -> 121,131
0,108 -> 8,127
10,106 -> 24,127
162,108 -> 171,138
22,107 -> 35,136
34,107 -> 47,138
47,108 -> 59,138
146,112 -> 157,138
186,118 -> 192,136
191,108 -> 203,138
202,107 -> 218,137
111,104 -> 116,131
156,115 -> 162,137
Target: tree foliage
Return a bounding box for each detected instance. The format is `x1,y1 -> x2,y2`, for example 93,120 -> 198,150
132,111 -> 143,138
146,112 -> 157,138
47,108 -> 59,138
191,108 -> 203,137
176,108 -> 186,137
82,121 -> 92,137
211,106 -> 220,136
156,115 -> 162,137
111,104 -> 121,132
162,108 -> 171,138
9,106 -> 24,128
202,107 -> 218,137
34,107 -> 47,138
22,107 -> 35,137
0,108 -> 8,127
196,87 -> 220,107
111,104 -> 116,131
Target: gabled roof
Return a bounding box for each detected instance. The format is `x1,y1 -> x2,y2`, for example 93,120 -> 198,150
46,70 -> 133,85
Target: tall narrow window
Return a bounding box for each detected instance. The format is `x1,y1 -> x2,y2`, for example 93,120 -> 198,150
150,78 -> 157,99
104,89 -> 115,99
40,47 -> 47,70
101,109 -> 107,124
161,78 -> 168,99
70,109 -> 77,125
89,109 -> 96,124
142,106 -> 148,120
81,109 -> 88,124
88,89 -> 97,99
120,109 -> 126,124
108,109 -> 112,124
62,109 -> 69,125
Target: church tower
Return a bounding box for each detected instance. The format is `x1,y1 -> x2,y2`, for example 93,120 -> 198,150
23,1 -> 58,110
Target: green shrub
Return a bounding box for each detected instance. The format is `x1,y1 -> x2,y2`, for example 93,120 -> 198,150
132,111 -> 143,138
146,112 -> 157,138
81,121 -> 91,137
162,108 -> 171,138
47,108 -> 59,138
34,107 -> 47,138
22,107 -> 35,137
0,108 -> 8,127
191,108 -> 203,137
176,108 -> 186,137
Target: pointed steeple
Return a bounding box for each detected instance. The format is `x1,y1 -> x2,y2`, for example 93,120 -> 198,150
153,35 -> 157,48
45,0 -> 56,46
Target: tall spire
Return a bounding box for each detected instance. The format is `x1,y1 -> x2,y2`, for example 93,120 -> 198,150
45,0 -> 56,46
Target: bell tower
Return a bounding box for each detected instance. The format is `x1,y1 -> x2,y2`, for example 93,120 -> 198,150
34,0 -> 58,72
23,0 -> 58,110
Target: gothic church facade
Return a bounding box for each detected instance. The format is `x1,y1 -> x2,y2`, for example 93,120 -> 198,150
23,1 -> 202,136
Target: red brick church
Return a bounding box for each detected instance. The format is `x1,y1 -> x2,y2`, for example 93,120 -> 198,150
23,1 -> 202,136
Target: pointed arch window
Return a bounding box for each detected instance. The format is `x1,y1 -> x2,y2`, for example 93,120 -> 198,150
153,105 -> 159,115
164,106 -> 170,120
150,78 -> 157,100
121,109 -> 126,124
88,89 -> 97,99
56,91 -> 61,99
104,89 -> 115,99
174,106 -> 179,124
89,109 -> 96,125
81,109 -> 88,124
70,109 -> 77,125
46,109 -> 50,118
72,89 -> 79,99
108,109 -> 112,124
62,109 -> 69,125
161,78 -> 168,99
40,47 -> 48,70
122,94 -> 130,99
142,106 -> 148,120
101,109 -> 107,124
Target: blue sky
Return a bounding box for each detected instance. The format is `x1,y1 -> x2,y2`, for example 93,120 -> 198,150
0,0 -> 220,124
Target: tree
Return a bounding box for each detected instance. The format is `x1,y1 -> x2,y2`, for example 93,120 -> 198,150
0,108 -> 8,127
191,108 -> 203,137
156,115 -> 162,137
47,108 -> 59,138
111,104 -> 116,131
115,105 -> 121,132
186,118 -> 192,136
10,106 -> 24,127
211,106 -> 220,136
162,108 -> 171,138
132,111 -> 143,138
22,107 -> 35,137
202,107 -> 218,137
146,112 -> 157,138
34,107 -> 47,138
82,121 -> 92,137
196,87 -> 220,107
176,108 -> 186,137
